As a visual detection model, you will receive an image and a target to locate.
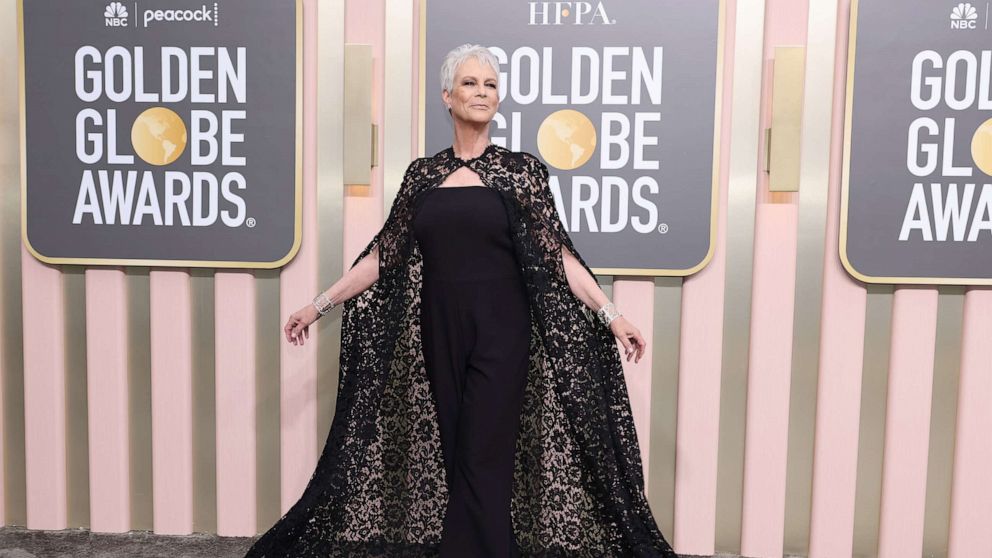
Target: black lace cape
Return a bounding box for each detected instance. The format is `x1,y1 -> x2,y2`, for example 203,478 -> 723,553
245,143 -> 677,557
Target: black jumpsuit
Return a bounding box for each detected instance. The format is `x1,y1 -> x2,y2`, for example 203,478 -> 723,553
412,184 -> 530,558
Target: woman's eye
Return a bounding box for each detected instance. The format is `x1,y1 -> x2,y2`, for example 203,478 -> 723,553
486,83 -> 496,88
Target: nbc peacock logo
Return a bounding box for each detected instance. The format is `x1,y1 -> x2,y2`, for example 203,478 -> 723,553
949,2 -> 979,29
104,1 -> 128,27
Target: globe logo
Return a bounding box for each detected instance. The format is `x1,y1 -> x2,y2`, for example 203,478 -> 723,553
130,107 -> 188,166
972,117 -> 992,176
536,109 -> 597,170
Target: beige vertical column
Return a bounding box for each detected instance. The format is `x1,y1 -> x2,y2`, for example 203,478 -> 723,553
787,0 -> 839,554
0,0 -> 23,527
314,0 -> 346,446
712,0 -> 766,547
385,0 -> 414,202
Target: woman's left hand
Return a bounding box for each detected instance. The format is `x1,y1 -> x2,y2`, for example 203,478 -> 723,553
609,316 -> 646,364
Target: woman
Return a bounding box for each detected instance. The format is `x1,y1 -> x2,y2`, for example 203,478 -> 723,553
245,44 -> 677,557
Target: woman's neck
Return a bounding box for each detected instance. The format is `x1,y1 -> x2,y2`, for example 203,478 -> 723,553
451,123 -> 491,160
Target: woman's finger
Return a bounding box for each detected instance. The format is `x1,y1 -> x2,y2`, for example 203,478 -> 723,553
631,333 -> 642,361
634,332 -> 645,357
618,333 -> 631,353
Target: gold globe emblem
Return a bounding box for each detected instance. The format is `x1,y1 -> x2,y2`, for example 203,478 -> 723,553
131,107 -> 188,166
536,109 -> 596,171
972,117 -> 992,176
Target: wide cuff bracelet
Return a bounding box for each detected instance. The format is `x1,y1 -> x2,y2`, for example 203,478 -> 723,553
313,293 -> 336,316
596,302 -> 621,327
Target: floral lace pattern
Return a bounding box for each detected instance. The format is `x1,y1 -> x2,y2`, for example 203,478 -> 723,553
244,143 -> 678,557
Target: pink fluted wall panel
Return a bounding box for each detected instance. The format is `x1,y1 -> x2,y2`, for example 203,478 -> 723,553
877,287 -> 938,558
215,272 -> 257,535
150,270 -> 193,534
947,289 -> 992,557
21,244 -> 67,529
740,204 -> 798,557
85,267 -> 130,533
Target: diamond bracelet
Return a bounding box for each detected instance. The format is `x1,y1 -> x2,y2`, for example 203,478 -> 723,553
313,293 -> 336,316
596,302 -> 621,327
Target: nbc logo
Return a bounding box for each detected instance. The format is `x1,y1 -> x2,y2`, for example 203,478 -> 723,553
950,2 -> 979,29
104,1 -> 128,27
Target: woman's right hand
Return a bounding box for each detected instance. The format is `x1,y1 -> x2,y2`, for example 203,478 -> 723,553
284,304 -> 321,346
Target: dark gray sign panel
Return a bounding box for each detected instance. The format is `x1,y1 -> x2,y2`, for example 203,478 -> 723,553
19,0 -> 301,268
423,0 -> 723,276
842,0 -> 992,284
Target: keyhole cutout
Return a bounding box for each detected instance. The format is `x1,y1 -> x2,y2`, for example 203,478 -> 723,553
438,166 -> 484,188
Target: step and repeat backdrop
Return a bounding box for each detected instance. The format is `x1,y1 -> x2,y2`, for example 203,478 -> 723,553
19,0 -> 301,268
843,0 -> 992,284
7,1 -> 992,556
423,0 -> 723,276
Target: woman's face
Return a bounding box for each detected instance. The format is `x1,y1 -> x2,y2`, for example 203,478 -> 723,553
442,56 -> 499,125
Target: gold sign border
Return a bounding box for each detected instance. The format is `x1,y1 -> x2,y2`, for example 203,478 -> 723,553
418,0 -> 726,278
17,0 -> 304,270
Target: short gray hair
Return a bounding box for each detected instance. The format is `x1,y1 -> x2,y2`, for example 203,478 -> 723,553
439,43 -> 500,96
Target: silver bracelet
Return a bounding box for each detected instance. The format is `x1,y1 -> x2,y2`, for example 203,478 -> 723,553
313,293 -> 336,316
596,302 -> 621,326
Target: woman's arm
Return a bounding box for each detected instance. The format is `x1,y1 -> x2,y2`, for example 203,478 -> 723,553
314,245 -> 380,309
560,245 -> 609,312
285,245 -> 381,346
287,158 -> 424,346
560,245 -> 645,363
519,152 -> 646,363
